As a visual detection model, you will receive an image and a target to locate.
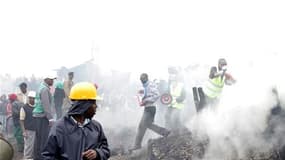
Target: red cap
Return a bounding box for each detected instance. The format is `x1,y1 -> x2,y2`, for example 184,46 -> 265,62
8,93 -> 17,101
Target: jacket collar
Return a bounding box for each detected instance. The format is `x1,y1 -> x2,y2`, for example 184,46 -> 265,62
64,115 -> 92,135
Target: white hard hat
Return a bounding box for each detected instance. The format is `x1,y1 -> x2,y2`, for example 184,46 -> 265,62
45,75 -> 57,79
45,71 -> 57,79
27,91 -> 36,98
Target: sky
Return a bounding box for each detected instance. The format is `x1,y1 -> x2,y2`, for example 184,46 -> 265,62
0,0 -> 285,77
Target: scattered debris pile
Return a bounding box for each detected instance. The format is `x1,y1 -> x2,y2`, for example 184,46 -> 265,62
109,131 -> 283,160
148,133 -> 207,160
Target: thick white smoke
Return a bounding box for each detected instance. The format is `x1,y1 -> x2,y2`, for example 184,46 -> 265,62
188,53 -> 285,159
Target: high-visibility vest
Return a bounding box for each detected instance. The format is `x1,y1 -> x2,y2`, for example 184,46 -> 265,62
169,82 -> 185,109
203,76 -> 225,99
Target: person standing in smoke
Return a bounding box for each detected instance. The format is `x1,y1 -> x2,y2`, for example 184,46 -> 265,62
9,93 -> 24,152
19,91 -> 37,159
42,82 -> 110,160
194,58 -> 236,112
0,94 -> 8,134
33,74 -> 56,160
63,72 -> 74,113
54,81 -> 65,119
165,67 -> 186,133
17,82 -> 28,104
131,73 -> 170,151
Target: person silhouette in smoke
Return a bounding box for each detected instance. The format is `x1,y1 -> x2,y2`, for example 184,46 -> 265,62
63,72 -> 74,113
131,73 -> 170,151
165,66 -> 187,133
194,58 -> 236,112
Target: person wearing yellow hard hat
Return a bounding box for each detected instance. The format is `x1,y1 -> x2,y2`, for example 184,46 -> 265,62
42,82 -> 110,160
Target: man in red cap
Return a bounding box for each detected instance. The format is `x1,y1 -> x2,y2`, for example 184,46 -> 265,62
9,93 -> 24,153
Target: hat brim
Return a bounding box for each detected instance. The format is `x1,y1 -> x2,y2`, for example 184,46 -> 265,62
45,77 -> 57,79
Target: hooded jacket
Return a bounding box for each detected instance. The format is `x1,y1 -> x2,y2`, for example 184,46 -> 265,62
42,101 -> 110,160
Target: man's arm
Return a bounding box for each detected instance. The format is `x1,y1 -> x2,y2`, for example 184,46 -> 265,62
225,73 -> 236,85
142,83 -> 160,104
93,123 -> 110,160
209,66 -> 218,79
41,89 -> 53,120
63,81 -> 70,98
19,107 -> 26,137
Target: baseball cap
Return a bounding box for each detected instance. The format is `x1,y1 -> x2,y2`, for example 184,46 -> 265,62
45,72 -> 57,79
27,91 -> 36,98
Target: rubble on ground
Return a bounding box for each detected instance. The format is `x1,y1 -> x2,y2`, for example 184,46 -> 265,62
109,130 -> 282,160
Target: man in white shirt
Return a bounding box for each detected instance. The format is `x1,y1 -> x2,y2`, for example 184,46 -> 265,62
20,91 -> 37,160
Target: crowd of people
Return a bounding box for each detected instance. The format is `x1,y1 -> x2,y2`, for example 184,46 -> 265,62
129,58 -> 236,152
0,58 -> 236,159
0,71 -> 111,160
0,73 -> 64,158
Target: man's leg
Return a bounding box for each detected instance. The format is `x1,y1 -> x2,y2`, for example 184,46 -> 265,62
55,104 -> 62,120
34,117 -> 50,160
133,109 -> 148,149
58,102 -> 63,119
14,125 -> 24,152
24,130 -> 36,159
148,107 -> 170,137
148,124 -> 170,137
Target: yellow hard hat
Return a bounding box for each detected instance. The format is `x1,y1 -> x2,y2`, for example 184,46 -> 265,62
69,82 -> 97,100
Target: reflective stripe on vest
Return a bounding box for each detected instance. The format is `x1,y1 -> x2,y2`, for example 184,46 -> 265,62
204,76 -> 225,99
169,82 -> 184,109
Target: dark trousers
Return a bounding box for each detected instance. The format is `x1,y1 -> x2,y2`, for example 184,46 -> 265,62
13,125 -> 24,152
193,87 -> 218,112
55,103 -> 63,120
134,106 -> 168,147
34,117 -> 50,160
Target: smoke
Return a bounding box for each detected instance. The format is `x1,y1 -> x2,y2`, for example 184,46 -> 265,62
93,73 -> 152,154
188,53 -> 285,159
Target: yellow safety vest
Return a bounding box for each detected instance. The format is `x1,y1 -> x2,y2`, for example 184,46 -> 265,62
204,76 -> 225,99
169,82 -> 185,109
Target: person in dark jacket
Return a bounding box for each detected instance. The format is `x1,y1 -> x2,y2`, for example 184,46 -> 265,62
0,94 -> 8,134
20,91 -> 37,159
42,82 -> 110,160
54,81 -> 65,119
